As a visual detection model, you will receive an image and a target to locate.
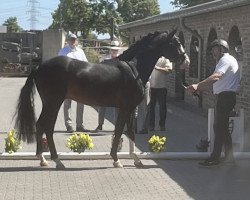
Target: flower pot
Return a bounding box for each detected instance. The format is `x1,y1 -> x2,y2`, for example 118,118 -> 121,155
74,148 -> 85,153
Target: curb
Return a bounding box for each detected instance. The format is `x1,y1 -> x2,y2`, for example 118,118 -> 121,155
0,152 -> 250,160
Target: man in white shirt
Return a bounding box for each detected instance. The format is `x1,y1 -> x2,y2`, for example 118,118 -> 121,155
187,39 -> 240,166
149,57 -> 172,131
58,33 -> 88,132
95,40 -> 121,132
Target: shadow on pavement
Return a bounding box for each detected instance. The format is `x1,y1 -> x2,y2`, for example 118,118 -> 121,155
151,159 -> 250,200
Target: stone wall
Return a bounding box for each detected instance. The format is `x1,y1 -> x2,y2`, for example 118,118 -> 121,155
42,29 -> 66,62
0,31 -> 43,75
121,3 -> 250,149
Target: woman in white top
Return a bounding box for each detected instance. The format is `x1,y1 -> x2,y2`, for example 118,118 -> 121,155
149,57 -> 172,131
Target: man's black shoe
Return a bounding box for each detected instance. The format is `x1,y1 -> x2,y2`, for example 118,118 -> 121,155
76,125 -> 89,132
66,126 -> 74,133
94,124 -> 103,132
199,159 -> 220,167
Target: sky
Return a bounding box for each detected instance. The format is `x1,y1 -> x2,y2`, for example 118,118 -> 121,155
0,0 -> 176,37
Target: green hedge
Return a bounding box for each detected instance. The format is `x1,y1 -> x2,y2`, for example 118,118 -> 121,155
84,48 -> 101,63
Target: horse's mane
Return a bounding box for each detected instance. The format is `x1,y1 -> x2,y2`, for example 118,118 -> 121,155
118,31 -> 163,61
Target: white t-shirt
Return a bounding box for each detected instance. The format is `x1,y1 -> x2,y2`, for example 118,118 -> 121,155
58,45 -> 88,62
213,53 -> 240,94
150,57 -> 172,89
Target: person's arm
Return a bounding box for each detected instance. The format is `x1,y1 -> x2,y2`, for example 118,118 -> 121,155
155,66 -> 172,73
186,72 -> 222,93
155,57 -> 173,73
58,48 -> 64,56
58,46 -> 68,56
186,56 -> 230,94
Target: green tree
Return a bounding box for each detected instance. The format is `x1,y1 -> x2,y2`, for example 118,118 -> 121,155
170,0 -> 214,8
117,0 -> 160,23
90,0 -> 122,38
50,0 -> 122,39
50,0 -> 92,38
2,17 -> 22,32
50,0 -> 159,39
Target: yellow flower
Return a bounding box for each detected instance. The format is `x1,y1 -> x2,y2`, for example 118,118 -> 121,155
66,133 -> 94,153
5,129 -> 22,154
148,134 -> 167,153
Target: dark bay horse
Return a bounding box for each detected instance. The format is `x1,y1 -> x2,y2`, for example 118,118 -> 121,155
15,29 -> 190,169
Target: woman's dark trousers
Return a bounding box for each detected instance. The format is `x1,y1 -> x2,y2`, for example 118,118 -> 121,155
149,88 -> 167,130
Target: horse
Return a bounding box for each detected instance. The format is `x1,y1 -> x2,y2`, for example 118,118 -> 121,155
14,29 -> 190,169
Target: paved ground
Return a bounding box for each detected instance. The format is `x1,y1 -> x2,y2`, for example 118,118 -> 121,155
0,77 -> 250,200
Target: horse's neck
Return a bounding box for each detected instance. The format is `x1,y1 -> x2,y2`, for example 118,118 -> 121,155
136,53 -> 160,86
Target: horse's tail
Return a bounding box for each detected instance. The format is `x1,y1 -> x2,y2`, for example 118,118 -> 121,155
14,70 -> 36,143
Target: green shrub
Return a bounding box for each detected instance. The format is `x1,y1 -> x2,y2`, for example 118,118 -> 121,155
84,48 -> 101,63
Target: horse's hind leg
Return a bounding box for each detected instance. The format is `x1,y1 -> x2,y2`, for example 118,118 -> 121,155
37,102 -> 65,169
36,117 -> 49,167
46,131 -> 65,169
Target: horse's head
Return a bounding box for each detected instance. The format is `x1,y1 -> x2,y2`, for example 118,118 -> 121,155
118,30 -> 190,86
154,30 -> 190,69
118,32 -> 158,61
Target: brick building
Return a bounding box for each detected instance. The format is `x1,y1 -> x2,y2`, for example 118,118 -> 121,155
119,0 -> 250,149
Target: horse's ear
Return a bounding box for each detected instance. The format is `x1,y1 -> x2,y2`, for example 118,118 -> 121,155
167,29 -> 177,40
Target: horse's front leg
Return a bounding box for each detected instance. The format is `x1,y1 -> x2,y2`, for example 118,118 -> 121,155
110,110 -> 127,168
126,110 -> 144,168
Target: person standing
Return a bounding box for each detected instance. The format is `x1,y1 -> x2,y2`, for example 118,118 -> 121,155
137,81 -> 150,134
58,33 -> 88,132
186,39 -> 240,166
95,40 -> 121,132
149,57 -> 172,131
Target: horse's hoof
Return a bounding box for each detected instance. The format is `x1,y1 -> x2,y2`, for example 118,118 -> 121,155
134,161 -> 144,168
56,163 -> 66,170
113,160 -> 123,168
40,161 -> 49,167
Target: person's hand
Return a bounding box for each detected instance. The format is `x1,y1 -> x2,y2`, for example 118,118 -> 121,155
186,84 -> 198,95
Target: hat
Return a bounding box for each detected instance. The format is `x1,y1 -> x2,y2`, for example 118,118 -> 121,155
67,33 -> 77,39
109,40 -> 121,50
208,39 -> 229,51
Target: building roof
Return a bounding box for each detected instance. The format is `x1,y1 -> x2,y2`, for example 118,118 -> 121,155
119,0 -> 250,30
